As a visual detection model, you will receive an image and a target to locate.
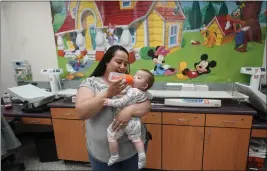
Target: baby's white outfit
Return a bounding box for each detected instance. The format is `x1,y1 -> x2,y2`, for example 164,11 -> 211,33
107,87 -> 152,142
106,86 -> 152,168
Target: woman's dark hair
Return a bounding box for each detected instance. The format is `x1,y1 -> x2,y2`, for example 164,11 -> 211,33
90,45 -> 130,77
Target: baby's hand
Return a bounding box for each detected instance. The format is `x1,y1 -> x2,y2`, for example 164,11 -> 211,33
103,98 -> 109,106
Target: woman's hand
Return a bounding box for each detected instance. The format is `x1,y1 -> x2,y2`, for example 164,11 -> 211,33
112,107 -> 132,132
111,100 -> 151,132
106,78 -> 127,97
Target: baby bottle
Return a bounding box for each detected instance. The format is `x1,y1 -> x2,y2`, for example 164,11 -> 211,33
108,72 -> 134,85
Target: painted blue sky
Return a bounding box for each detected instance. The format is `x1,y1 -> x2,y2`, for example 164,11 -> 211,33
180,1 -> 266,14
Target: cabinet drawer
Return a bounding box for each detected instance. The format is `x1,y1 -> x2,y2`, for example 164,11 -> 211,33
21,117 -> 52,125
52,119 -> 89,162
163,113 -> 205,126
141,112 -> 161,124
51,108 -> 80,119
251,129 -> 267,138
206,114 -> 252,128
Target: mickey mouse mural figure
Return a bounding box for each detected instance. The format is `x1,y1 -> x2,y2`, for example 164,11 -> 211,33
147,46 -> 177,76
176,54 -> 217,80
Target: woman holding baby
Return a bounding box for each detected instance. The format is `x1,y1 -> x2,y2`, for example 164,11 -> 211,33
75,45 -> 152,171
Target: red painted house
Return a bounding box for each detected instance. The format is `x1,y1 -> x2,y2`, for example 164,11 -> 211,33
54,1 -> 186,60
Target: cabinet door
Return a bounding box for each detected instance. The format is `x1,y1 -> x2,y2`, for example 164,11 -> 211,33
52,119 -> 89,162
162,125 -> 204,170
203,127 -> 250,171
145,124 -> 161,170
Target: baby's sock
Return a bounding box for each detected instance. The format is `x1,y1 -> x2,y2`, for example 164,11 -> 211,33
108,153 -> 119,166
138,152 -> 146,169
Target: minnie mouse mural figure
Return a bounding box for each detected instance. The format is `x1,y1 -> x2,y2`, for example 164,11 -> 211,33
147,46 -> 177,76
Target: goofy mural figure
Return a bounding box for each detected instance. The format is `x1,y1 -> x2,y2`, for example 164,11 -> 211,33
226,4 -> 250,52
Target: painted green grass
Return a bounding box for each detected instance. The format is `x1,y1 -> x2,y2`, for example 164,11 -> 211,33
131,27 -> 266,83
57,27 -> 266,82
57,56 -> 99,79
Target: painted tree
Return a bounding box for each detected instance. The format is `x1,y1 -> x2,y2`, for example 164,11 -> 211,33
188,1 -> 202,29
218,2 -> 228,16
235,1 -> 263,42
51,1 -> 66,33
202,2 -> 228,25
203,2 -> 216,25
51,1 -> 64,22
181,6 -> 191,29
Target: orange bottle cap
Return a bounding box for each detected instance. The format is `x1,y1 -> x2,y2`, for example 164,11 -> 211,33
125,75 -> 134,85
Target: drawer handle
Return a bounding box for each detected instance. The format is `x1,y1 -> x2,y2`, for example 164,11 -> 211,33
205,131 -> 210,143
222,118 -> 244,124
178,118 -> 190,122
200,130 -> 203,140
178,116 -> 198,122
64,113 -> 72,116
31,120 -> 40,123
81,122 -> 85,127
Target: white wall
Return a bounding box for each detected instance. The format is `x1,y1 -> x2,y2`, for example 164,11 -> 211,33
0,2 -> 58,94
1,4 -> 15,94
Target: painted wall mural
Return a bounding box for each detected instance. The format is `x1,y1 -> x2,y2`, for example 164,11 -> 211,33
51,1 -> 266,83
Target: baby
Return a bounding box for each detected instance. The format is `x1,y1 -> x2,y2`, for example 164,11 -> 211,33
104,69 -> 155,169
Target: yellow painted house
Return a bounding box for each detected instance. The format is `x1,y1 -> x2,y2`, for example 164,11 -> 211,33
205,15 -> 235,46
58,1 -> 186,52
147,1 -> 186,52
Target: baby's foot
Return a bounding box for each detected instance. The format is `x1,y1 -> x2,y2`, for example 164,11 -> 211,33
108,154 -> 119,166
138,153 -> 146,169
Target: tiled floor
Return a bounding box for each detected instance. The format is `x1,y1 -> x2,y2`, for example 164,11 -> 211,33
8,136 -> 92,170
